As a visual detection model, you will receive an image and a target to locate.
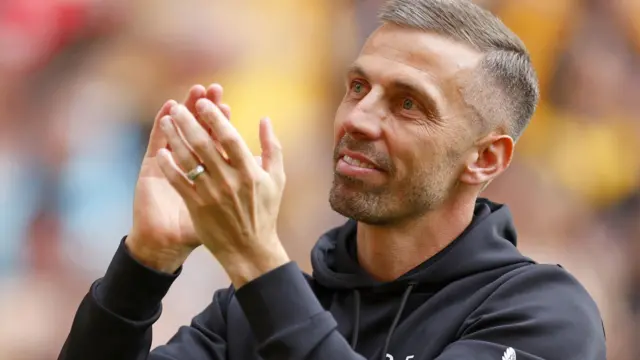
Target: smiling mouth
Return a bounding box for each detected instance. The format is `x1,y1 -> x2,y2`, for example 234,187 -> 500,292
341,154 -> 376,169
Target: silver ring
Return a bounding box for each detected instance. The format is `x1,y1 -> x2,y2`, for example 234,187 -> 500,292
186,164 -> 206,181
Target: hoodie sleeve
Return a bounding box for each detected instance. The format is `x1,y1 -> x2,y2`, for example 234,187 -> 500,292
58,239 -> 229,360
235,262 -> 368,360
435,264 -> 606,360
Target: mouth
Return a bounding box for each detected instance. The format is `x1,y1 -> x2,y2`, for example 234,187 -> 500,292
335,150 -> 385,179
341,154 -> 377,169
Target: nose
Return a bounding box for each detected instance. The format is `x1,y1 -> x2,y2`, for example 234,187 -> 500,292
342,89 -> 385,140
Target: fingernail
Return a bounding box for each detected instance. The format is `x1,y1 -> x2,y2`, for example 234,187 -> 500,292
157,148 -> 169,157
160,115 -> 172,128
196,99 -> 212,113
170,104 -> 181,117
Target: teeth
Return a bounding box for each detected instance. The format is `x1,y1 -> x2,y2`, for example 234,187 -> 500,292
343,155 -> 374,169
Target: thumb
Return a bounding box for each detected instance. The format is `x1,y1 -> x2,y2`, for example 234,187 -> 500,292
259,117 -> 284,181
145,100 -> 177,158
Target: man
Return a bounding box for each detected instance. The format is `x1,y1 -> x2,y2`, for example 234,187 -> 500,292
58,0 -> 606,359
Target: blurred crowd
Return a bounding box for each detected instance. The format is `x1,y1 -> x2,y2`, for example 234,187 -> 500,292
0,0 -> 637,359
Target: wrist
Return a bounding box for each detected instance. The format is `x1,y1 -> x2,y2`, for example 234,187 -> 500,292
125,235 -> 191,274
218,241 -> 290,289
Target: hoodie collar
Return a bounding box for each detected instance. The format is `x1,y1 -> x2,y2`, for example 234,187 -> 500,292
311,198 -> 533,291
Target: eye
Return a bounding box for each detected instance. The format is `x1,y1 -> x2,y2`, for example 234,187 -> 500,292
347,80 -> 369,100
352,81 -> 364,94
402,98 -> 414,110
397,97 -> 426,120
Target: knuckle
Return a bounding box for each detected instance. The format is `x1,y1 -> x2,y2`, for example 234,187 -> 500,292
193,185 -> 216,205
219,134 -> 238,148
169,174 -> 191,195
218,180 -> 236,197
249,168 -> 264,181
191,138 -> 210,153
239,171 -> 258,188
201,112 -> 215,126
202,192 -> 219,205
175,146 -> 191,160
192,195 -> 207,207
166,169 -> 183,184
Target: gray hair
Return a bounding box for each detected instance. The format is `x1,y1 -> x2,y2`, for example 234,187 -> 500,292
379,0 -> 539,140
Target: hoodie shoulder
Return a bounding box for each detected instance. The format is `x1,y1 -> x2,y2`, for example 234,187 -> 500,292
460,263 -> 606,359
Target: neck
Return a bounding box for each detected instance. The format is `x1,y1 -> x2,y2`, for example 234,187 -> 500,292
356,196 -> 476,282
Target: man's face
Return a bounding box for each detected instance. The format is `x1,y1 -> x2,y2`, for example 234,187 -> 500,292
329,24 -> 484,225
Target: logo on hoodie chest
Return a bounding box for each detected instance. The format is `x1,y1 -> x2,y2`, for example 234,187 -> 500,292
385,355 -> 415,360
502,347 -> 516,360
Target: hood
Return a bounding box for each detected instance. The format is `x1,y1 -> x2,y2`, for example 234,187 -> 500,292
311,198 -> 533,292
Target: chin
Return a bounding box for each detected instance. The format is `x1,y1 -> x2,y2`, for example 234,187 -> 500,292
328,182 -> 396,226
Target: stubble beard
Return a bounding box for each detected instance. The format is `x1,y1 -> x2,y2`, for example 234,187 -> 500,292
328,165 -> 450,226
329,135 -> 459,225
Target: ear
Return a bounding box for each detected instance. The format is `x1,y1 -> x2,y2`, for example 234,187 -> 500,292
459,134 -> 514,186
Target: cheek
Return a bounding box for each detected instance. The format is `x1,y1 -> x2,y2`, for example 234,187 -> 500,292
386,141 -> 417,180
399,151 -> 424,180
392,139 -> 444,181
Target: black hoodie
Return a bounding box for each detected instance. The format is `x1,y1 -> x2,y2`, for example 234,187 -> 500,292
59,199 -> 606,360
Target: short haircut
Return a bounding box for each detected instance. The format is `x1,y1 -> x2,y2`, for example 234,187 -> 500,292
379,0 -> 539,140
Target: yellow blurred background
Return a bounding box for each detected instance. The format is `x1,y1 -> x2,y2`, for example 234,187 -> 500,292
0,0 -> 637,359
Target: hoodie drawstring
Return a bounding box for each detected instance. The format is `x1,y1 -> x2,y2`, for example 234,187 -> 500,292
350,290 -> 361,349
380,283 -> 415,360
347,284 -> 416,359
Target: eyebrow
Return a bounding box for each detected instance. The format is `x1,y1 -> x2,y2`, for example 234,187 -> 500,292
346,63 -> 369,79
345,63 -> 442,120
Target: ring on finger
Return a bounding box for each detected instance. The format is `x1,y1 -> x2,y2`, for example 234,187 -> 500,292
186,164 -> 207,181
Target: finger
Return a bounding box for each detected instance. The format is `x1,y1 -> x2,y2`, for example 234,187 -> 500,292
206,85 -> 231,136
156,148 -> 198,202
196,99 -> 255,170
203,85 -> 231,159
219,103 -> 231,121
146,100 -> 177,158
215,104 -> 232,160
206,83 -> 224,105
208,104 -> 232,154
159,114 -> 201,173
183,84 -> 207,116
196,98 -> 254,171
170,104 -> 227,174
259,117 -> 285,181
183,84 -> 212,137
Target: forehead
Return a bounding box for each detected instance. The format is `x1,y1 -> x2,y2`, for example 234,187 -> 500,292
356,24 -> 483,88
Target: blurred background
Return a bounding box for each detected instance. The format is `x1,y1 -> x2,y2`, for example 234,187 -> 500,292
0,0 -> 637,358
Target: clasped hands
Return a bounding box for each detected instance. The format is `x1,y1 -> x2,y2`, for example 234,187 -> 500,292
148,84 -> 290,287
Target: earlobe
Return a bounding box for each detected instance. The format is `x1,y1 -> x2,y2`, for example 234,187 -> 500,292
459,135 -> 514,186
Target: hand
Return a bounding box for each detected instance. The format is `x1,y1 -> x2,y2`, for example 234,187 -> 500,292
156,99 -> 289,288
127,84 -> 232,273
